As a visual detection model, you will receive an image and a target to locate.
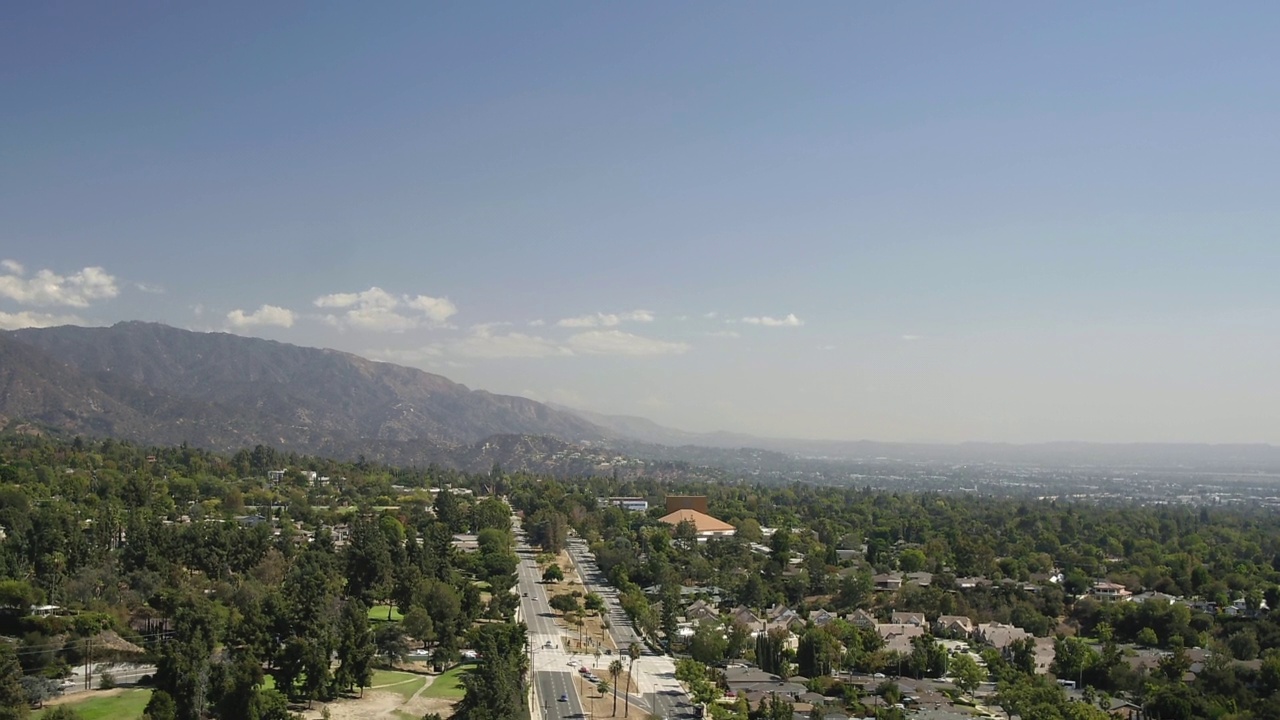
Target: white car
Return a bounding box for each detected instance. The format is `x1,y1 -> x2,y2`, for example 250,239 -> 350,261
567,660 -> 578,666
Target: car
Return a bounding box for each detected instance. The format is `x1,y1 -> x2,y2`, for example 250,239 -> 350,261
873,672 -> 886,679
578,667 -> 590,675
567,660 -> 578,666
559,694 -> 568,702
522,592 -> 528,597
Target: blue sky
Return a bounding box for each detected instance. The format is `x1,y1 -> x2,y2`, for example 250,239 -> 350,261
3,2 -> 1279,443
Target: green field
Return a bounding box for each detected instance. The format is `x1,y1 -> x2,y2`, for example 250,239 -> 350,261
33,689 -> 152,720
421,663 -> 473,699
368,604 -> 404,621
370,669 -> 427,701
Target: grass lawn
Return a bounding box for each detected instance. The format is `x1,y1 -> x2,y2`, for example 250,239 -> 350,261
421,663 -> 474,699
33,689 -> 152,720
368,604 -> 404,621
370,670 -> 427,701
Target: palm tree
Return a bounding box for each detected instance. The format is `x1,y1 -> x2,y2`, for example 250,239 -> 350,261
625,642 -> 641,717
609,659 -> 623,715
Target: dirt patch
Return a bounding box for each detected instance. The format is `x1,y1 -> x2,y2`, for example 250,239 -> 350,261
299,678 -> 459,719
570,669 -> 638,719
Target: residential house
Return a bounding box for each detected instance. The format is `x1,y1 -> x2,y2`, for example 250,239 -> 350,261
724,667 -> 807,699
876,622 -> 926,654
846,609 -> 877,629
974,622 -> 1030,650
906,571 -> 933,587
873,572 -> 904,591
934,615 -> 974,637
729,606 -> 762,628
685,599 -> 720,624
1089,581 -> 1133,602
810,609 -> 839,627
954,576 -> 990,590
890,611 -> 926,627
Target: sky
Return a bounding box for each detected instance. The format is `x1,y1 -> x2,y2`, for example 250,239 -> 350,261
3,2 -> 1280,444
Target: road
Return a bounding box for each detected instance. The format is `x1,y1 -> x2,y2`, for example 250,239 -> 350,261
564,537 -> 696,720
516,519 -> 591,720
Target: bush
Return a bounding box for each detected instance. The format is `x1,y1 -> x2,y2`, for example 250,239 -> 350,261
98,670 -> 116,689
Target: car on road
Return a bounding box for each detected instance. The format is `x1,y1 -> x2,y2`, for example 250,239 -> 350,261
559,694 -> 568,702
567,660 -> 578,666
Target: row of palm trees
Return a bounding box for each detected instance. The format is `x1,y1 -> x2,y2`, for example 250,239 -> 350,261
606,642 -> 643,717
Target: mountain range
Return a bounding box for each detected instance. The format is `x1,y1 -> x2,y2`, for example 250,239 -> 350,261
2,322 -> 1279,474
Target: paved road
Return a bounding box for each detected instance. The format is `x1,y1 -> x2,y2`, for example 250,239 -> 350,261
515,519 -> 591,719
564,537 -> 696,720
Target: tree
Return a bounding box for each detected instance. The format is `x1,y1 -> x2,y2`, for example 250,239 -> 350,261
597,679 -> 610,699
542,565 -> 564,583
403,607 -> 434,649
0,641 -> 26,720
625,643 -> 641,717
343,516 -> 392,605
0,580 -> 40,611
689,621 -> 729,665
375,622 -> 410,664
1137,627 -> 1159,648
550,593 -> 581,614
333,599 -> 377,697
949,653 -> 985,696
756,627 -> 790,676
609,659 -> 624,716
585,592 -> 605,614
19,676 -> 60,709
36,709 -> 81,720
527,509 -> 569,554
143,690 -> 177,720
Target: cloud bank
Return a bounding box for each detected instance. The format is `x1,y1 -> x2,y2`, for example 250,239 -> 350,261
0,262 -> 119,307
315,286 -> 457,331
741,313 -> 804,327
226,304 -> 296,328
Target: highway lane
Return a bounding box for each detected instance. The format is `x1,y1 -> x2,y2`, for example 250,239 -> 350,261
516,519 -> 592,719
535,669 -> 588,720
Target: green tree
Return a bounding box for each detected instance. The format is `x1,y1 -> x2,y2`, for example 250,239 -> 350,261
143,689 -> 177,720
333,599 -> 377,697
403,607 -> 434,649
0,642 -> 28,720
609,659 -> 624,716
949,653 -> 985,696
542,565 -> 564,583
1136,627 -> 1159,648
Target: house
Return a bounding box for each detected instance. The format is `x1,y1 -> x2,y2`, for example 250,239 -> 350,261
1089,581 -> 1133,602
723,667 -> 806,699
974,622 -> 1030,650
685,599 -> 720,624
876,623 -> 926,654
846,609 -> 877,629
1131,591 -> 1180,605
267,469 -> 286,484
906,571 -> 933,587
810,609 -> 839,627
890,611 -> 925,627
954,576 -> 990,590
658,508 -> 736,538
873,572 -> 903,591
934,615 -> 974,636
766,604 -> 805,633
729,606 -> 762,628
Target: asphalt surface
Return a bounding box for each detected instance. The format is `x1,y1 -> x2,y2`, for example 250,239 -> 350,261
564,537 -> 695,720
516,520 -> 590,719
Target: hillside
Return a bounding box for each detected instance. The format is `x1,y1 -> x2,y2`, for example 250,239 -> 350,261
1,322 -> 606,466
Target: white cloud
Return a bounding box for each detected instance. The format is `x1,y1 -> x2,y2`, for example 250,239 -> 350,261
192,304 -> 205,317
900,334 -> 923,341
314,286 -> 457,331
567,330 -> 689,356
556,309 -> 655,328
0,263 -> 119,307
741,313 -> 804,327
135,282 -> 165,294
703,311 -> 718,319
707,330 -> 740,339
451,332 -> 569,359
226,304 -> 296,328
528,319 -> 546,327
0,310 -> 85,330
